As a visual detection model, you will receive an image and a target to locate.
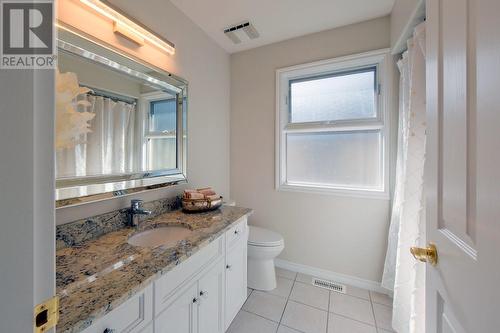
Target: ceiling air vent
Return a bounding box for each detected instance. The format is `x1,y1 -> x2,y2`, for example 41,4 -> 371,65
223,21 -> 259,44
312,278 -> 346,294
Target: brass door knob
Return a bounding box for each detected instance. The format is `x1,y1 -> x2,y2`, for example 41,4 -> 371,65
410,243 -> 438,266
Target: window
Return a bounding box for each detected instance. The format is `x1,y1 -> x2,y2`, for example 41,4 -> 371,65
276,50 -> 391,198
146,99 -> 178,170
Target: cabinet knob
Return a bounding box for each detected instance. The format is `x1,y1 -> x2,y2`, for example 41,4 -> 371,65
103,329 -> 116,333
234,229 -> 239,235
192,297 -> 200,304
199,290 -> 208,298
226,264 -> 232,270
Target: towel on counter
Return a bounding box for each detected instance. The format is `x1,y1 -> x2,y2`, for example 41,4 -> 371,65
183,187 -> 219,200
198,188 -> 216,196
204,194 -> 220,201
184,192 -> 205,199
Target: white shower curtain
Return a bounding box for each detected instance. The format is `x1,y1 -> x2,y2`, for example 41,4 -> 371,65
56,94 -> 136,178
381,22 -> 426,333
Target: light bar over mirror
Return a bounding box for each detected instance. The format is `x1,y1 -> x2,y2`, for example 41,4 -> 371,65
55,25 -> 187,208
79,0 -> 175,55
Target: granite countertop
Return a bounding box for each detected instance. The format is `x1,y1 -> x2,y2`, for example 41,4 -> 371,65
56,206 -> 252,333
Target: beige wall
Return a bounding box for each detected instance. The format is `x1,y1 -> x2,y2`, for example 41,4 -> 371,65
56,0 -> 230,224
230,16 -> 393,282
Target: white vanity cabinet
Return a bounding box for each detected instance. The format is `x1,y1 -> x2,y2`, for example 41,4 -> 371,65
197,259 -> 225,333
155,282 -> 198,333
224,220 -> 248,330
79,217 -> 248,333
155,259 -> 225,333
80,284 -> 154,333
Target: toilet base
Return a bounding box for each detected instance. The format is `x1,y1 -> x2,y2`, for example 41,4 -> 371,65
247,258 -> 277,291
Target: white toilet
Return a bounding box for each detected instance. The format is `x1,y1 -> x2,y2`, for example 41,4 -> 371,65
247,226 -> 285,291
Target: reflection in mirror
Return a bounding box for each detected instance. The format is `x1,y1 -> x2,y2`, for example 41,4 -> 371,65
55,26 -> 187,206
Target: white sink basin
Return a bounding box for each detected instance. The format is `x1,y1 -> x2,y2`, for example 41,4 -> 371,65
128,226 -> 193,248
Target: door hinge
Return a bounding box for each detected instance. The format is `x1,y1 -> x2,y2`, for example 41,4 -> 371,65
34,296 -> 59,333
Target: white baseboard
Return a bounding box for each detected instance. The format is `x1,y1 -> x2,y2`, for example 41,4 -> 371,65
275,258 -> 391,295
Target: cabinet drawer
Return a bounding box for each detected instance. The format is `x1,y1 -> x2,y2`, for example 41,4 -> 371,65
225,217 -> 247,250
155,236 -> 223,315
81,284 -> 153,333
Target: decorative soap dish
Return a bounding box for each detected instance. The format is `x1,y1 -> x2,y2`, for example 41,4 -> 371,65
182,196 -> 223,213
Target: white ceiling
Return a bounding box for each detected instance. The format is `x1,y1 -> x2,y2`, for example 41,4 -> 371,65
169,0 -> 395,53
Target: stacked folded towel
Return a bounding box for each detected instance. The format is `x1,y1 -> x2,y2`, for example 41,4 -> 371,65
184,187 -> 220,201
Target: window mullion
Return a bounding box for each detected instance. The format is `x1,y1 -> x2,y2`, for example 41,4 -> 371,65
284,121 -> 383,134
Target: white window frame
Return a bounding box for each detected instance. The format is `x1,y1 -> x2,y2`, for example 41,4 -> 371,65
138,91 -> 182,172
275,49 -> 392,199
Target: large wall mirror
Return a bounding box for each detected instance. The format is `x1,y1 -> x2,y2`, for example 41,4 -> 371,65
56,25 -> 187,207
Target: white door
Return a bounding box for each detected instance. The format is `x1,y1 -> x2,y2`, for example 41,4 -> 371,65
224,241 -> 247,330
425,0 -> 500,331
0,38 -> 56,333
155,283 -> 198,333
197,259 -> 225,333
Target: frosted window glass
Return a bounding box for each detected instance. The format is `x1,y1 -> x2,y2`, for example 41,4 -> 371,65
148,137 -> 176,170
286,131 -> 382,189
290,68 -> 376,123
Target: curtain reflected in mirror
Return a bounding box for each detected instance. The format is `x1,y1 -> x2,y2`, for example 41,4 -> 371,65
55,28 -> 187,204
56,94 -> 137,177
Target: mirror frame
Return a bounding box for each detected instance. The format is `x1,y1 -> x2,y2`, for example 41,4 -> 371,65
55,24 -> 188,208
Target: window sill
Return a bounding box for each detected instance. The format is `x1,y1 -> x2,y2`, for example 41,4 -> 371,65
277,183 -> 390,200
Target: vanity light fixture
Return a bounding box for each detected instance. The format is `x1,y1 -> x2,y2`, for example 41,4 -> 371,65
79,0 -> 175,55
113,21 -> 144,46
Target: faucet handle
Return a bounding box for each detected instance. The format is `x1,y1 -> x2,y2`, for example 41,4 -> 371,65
131,199 -> 144,209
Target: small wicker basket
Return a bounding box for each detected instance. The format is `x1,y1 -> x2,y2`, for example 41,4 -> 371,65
182,196 -> 223,212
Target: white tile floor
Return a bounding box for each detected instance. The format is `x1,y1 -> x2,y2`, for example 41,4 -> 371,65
226,268 -> 394,333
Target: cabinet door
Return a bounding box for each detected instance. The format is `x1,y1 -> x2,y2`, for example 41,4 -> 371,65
81,285 -> 153,333
155,282 -> 198,333
224,239 -> 247,330
197,259 -> 225,333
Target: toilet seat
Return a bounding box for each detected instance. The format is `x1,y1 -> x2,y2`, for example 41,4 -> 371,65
248,226 -> 284,247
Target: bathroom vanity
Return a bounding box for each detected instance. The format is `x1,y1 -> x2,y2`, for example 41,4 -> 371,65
56,205 -> 251,333
53,17 -> 251,333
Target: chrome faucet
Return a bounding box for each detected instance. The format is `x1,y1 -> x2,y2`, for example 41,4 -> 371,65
128,199 -> 152,227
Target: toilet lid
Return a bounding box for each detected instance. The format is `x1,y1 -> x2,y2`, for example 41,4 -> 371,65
248,226 -> 284,247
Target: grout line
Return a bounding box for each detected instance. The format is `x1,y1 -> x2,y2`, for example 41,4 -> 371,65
330,290 -> 372,303
242,289 -> 253,308
330,312 -> 379,329
280,323 -> 307,333
369,289 -> 380,332
247,288 -> 253,299
277,276 -> 296,328
241,309 -> 280,324
326,290 -> 331,333
286,299 -> 329,313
